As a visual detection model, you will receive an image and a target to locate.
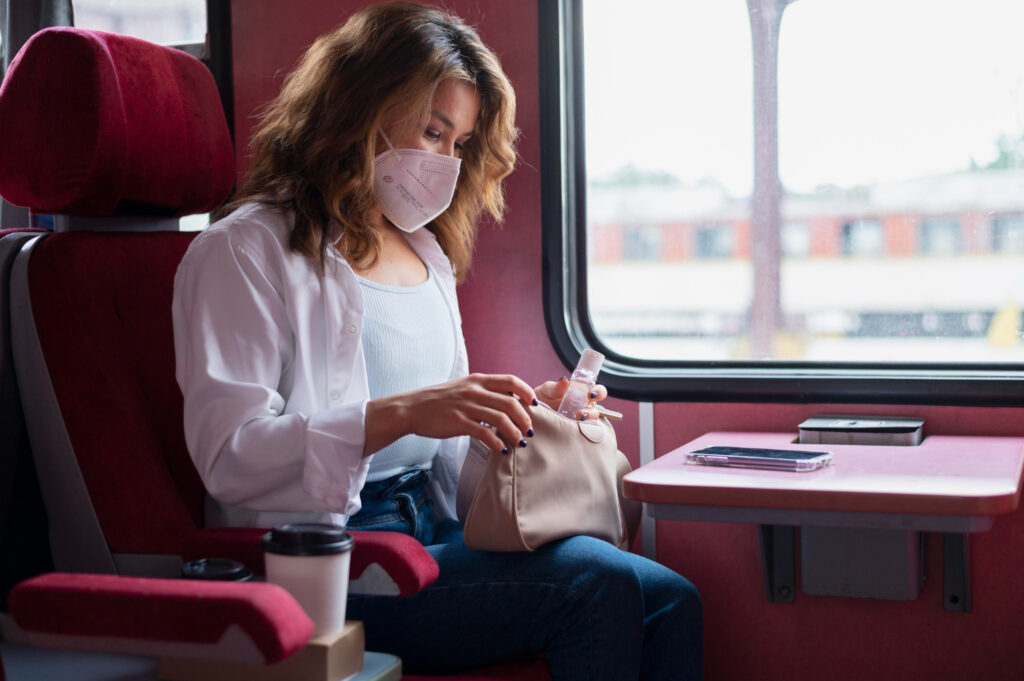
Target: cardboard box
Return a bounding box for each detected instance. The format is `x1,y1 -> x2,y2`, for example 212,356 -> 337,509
158,620 -> 364,681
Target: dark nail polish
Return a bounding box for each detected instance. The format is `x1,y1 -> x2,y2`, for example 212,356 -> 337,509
532,398 -> 539,406
579,413 -> 588,421
527,428 -> 534,437
589,391 -> 598,399
518,438 -> 528,448
501,447 -> 509,455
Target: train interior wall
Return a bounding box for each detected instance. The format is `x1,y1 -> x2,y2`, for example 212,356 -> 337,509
230,2 -> 1024,679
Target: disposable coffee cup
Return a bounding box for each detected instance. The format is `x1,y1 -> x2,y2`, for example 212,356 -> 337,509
262,523 -> 354,637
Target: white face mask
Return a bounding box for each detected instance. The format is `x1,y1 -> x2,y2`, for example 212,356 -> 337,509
373,131 -> 462,232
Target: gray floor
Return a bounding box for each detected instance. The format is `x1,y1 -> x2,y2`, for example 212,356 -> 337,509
0,642 -> 401,681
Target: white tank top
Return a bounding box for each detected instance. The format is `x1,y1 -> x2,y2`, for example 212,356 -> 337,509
358,267 -> 457,482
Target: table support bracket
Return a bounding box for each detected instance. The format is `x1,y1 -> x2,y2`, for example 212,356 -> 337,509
758,524 -> 795,603
943,533 -> 971,612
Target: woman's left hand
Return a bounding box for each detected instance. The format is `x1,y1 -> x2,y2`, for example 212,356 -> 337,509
534,378 -> 608,421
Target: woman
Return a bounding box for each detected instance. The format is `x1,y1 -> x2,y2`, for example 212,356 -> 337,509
172,3 -> 701,679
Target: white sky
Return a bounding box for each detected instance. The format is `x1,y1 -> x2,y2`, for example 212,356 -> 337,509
583,0 -> 1024,195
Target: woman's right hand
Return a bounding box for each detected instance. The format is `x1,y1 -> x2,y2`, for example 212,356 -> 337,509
363,373 -> 538,456
535,377 -> 609,421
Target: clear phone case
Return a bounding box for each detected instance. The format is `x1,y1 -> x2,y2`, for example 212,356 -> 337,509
685,445 -> 835,472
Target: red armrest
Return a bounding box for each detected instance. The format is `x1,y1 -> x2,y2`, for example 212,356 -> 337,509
182,527 -> 439,597
8,573 -> 313,664
346,530 -> 440,597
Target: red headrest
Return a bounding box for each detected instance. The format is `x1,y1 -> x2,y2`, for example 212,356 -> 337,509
0,27 -> 234,217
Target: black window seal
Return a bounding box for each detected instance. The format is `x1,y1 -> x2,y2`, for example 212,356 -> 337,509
537,0 -> 1024,407
201,0 -> 233,141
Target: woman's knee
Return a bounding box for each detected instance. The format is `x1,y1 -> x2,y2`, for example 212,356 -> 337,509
654,567 -> 701,607
544,538 -> 662,601
550,537 -> 701,621
661,574 -> 702,634
636,556 -> 702,627
540,537 -> 640,597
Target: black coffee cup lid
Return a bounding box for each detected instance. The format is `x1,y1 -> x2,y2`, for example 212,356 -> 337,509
262,523 -> 354,556
181,557 -> 254,582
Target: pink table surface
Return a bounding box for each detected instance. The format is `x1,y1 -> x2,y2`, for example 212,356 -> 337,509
623,432 -> 1024,516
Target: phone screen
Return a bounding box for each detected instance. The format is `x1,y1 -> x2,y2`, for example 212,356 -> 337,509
694,446 -> 830,460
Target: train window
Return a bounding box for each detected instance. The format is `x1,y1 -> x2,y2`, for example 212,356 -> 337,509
840,220 -> 884,257
918,217 -> 962,255
540,0 -> 1024,403
73,1 -> 206,48
694,225 -> 733,260
179,214 -> 209,231
992,214 -> 1024,252
781,223 -> 810,258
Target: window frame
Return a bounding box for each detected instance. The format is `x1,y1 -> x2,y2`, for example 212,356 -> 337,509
537,0 -> 1024,406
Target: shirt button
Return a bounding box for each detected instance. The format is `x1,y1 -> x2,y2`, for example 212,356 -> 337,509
345,323 -> 357,334
329,390 -> 341,401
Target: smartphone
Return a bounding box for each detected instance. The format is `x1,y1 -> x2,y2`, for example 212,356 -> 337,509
685,445 -> 834,472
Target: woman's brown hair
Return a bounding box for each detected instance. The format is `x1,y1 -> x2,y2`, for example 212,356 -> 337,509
227,2 -> 518,281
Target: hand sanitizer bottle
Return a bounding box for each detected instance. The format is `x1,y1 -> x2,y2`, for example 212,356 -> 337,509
557,349 -> 605,418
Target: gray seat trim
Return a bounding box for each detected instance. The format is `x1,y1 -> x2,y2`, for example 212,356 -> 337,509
0,231 -> 39,523
10,234 -> 117,574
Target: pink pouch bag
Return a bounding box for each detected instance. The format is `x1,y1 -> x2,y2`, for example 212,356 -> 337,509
456,402 -> 640,552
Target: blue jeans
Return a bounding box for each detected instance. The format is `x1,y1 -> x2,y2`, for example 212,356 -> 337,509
346,468 -> 702,680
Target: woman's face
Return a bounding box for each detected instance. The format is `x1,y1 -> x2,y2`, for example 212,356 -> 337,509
386,78 -> 480,158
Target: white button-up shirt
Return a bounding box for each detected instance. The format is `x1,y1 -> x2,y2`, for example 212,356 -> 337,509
172,203 -> 469,529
